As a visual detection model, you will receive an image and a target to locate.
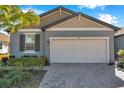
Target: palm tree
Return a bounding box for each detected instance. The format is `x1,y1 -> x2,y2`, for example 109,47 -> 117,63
0,5 -> 40,34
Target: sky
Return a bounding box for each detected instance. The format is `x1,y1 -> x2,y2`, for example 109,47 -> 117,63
1,5 -> 124,34
20,5 -> 124,27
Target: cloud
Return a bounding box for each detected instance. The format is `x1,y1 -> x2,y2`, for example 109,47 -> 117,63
78,5 -> 105,10
22,8 -> 44,15
98,13 -> 118,24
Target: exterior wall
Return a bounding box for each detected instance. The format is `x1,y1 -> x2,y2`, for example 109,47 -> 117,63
10,30 -> 45,57
0,42 -> 9,54
11,30 -> 114,63
45,31 -> 114,63
115,36 -> 124,52
0,34 -> 10,42
114,28 -> 124,58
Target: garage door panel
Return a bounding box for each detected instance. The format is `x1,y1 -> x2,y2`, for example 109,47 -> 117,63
50,39 -> 79,63
50,38 -> 108,63
78,39 -> 107,63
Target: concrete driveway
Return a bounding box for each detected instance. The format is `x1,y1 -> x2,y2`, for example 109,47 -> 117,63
39,64 -> 124,88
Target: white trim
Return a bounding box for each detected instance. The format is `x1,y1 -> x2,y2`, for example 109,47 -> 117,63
78,14 -> 81,21
50,37 -> 109,40
50,37 -> 110,63
59,8 -> 62,14
19,29 -> 41,32
62,10 -> 73,15
23,50 -> 36,53
46,28 -> 113,31
50,38 -> 52,63
107,38 -> 110,63
23,33 -> 37,35
80,37 -> 109,39
50,37 -> 79,40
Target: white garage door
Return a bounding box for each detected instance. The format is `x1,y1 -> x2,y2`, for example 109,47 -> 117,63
50,37 -> 109,63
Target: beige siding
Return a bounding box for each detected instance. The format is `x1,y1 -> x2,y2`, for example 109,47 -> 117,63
40,10 -> 72,27
22,10 -> 72,29
115,28 -> 124,36
50,16 -> 109,28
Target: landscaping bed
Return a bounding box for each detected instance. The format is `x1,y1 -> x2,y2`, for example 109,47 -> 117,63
0,69 -> 46,88
0,53 -> 10,61
0,56 -> 47,88
115,49 -> 124,71
0,56 -> 47,67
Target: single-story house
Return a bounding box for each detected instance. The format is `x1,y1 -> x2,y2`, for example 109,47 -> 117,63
115,28 -> 124,53
10,6 -> 120,64
0,33 -> 10,54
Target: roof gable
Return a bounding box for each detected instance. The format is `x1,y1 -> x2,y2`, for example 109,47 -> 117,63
48,15 -> 109,29
41,11 -> 120,31
115,28 -> 124,37
39,6 -> 78,28
39,6 -> 76,18
22,6 -> 120,31
22,6 -> 77,29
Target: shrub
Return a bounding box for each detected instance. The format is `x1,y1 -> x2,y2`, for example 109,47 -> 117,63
1,57 -> 8,65
116,49 -> 124,69
0,79 -> 12,88
0,53 -> 10,60
0,70 -> 32,88
116,62 -> 124,69
117,49 -> 124,57
0,71 -> 4,78
9,57 -> 46,67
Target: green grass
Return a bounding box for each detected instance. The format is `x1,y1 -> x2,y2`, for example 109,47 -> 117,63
0,56 -> 47,67
0,57 -> 47,88
0,70 -> 46,88
9,57 -> 46,67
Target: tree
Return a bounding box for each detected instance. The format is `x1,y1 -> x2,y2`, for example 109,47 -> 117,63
0,5 -> 40,34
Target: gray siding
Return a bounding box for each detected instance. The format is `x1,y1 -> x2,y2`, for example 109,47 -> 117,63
45,31 -> 114,63
115,36 -> 124,52
10,31 -> 45,57
11,30 -> 115,63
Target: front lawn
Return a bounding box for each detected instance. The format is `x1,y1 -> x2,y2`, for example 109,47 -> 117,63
0,69 -> 46,88
0,56 -> 47,88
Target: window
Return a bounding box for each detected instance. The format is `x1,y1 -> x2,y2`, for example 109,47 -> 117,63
25,34 -> 35,51
0,42 -> 2,50
3,42 -> 8,46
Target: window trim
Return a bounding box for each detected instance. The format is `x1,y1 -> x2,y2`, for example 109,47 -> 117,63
24,33 -> 36,53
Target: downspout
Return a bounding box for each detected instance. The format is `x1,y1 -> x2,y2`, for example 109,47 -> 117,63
42,29 -> 45,57
114,29 -> 117,61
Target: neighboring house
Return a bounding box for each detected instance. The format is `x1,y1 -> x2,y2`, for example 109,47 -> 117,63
115,28 -> 124,53
0,33 -> 10,54
10,6 -> 120,64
